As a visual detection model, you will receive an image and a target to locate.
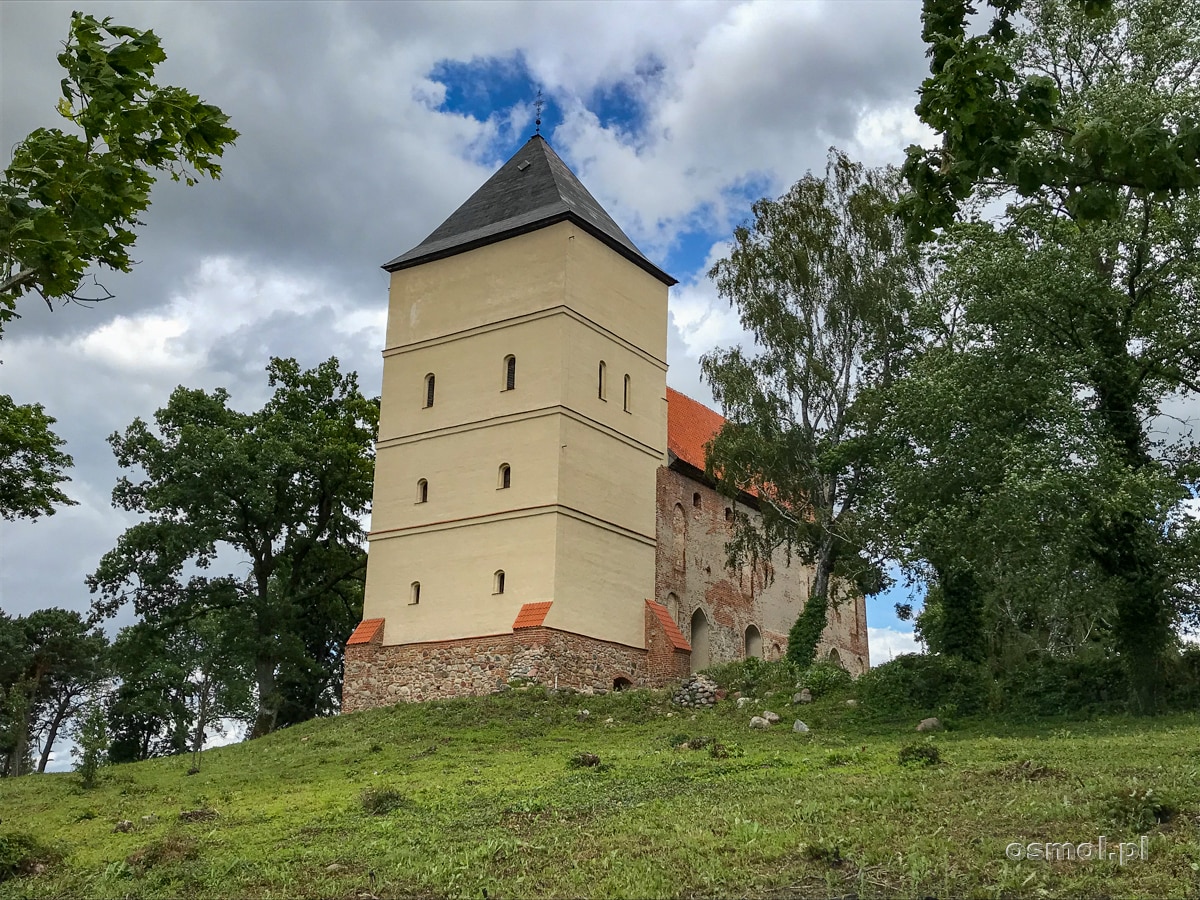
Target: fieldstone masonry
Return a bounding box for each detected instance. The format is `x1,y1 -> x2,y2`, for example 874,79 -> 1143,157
342,603 -> 690,712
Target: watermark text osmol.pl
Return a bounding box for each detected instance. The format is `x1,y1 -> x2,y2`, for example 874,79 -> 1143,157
1006,836 -> 1148,865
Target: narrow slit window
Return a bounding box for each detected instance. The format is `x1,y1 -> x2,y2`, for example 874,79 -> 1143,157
692,492 -> 701,509
623,374 -> 630,411
424,373 -> 436,408
417,479 -> 428,503
410,581 -> 421,605
498,463 -> 511,489
504,355 -> 516,391
493,570 -> 505,594
598,361 -> 607,400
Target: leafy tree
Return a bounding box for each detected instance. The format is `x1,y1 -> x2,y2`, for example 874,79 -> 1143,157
0,609 -> 107,777
701,149 -> 924,653
897,0 -> 1200,237
893,0 -> 1200,708
90,357 -> 377,737
0,11 -> 237,333
106,618 -> 252,764
73,702 -> 108,789
0,395 -> 75,521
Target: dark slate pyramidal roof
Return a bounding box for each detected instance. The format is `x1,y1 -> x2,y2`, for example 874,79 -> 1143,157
383,134 -> 676,286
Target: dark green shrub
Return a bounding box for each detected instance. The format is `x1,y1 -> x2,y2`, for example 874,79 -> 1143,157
568,752 -> 601,768
0,830 -> 58,883
995,650 -> 1125,717
856,653 -> 987,718
797,661 -> 853,697
704,657 -> 797,696
897,742 -> 942,767
1103,786 -> 1174,831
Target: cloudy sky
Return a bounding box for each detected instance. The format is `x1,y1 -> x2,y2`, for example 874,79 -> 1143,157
1,0 -> 927,665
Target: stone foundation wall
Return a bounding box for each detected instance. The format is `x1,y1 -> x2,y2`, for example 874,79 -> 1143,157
342,624 -> 686,713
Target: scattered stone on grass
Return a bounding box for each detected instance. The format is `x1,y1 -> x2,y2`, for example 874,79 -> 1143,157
763,710 -> 781,724
917,717 -> 942,732
113,820 -> 134,833
736,697 -> 755,709
793,720 -> 810,733
749,716 -> 770,730
845,699 -> 858,707
793,689 -> 813,704
569,752 -> 601,768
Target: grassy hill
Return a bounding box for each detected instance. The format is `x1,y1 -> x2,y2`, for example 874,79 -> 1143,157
2,684 -> 1198,898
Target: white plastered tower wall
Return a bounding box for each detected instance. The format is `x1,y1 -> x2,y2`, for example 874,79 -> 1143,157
363,183 -> 671,650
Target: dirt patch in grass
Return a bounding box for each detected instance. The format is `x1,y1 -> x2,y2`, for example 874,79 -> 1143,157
126,834 -> 200,873
178,808 -> 219,823
991,759 -> 1067,781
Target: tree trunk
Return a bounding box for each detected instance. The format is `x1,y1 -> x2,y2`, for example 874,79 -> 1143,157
192,674 -> 210,755
36,693 -> 75,773
250,657 -> 278,738
1086,330 -> 1172,712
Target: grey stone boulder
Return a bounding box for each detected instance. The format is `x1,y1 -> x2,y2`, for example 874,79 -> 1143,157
762,710 -> 781,724
736,696 -> 755,709
917,717 -> 942,732
793,688 -> 813,704
793,720 -> 810,733
749,715 -> 770,729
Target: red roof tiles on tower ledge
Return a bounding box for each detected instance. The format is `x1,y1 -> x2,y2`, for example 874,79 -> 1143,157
513,601 -> 553,629
666,387 -> 726,472
645,600 -> 691,652
347,618 -> 384,645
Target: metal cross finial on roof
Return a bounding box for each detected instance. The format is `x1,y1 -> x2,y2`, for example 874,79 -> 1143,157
534,89 -> 543,136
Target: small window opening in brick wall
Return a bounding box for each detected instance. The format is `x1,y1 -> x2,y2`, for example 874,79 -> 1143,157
692,492 -> 701,509
613,676 -> 632,691
725,507 -> 732,522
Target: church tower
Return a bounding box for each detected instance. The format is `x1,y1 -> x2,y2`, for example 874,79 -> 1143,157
343,135 -> 690,709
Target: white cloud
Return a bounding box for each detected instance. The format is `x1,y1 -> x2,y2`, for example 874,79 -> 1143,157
868,627 -> 923,665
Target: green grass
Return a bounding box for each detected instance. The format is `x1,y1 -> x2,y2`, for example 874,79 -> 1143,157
2,686 -> 1199,898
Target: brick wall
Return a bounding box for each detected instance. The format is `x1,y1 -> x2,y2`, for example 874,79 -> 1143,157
654,465 -> 869,675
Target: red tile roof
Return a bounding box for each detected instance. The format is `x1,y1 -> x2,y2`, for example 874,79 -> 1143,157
645,599 -> 691,652
666,387 -> 725,473
347,618 -> 385,645
513,601 -> 553,629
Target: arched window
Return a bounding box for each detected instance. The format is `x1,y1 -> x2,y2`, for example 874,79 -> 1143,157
503,355 -> 516,391
612,676 -> 633,691
416,479 -> 428,503
598,361 -> 607,400
493,570 -> 505,594
623,374 -> 630,411
424,373 -> 436,408
409,581 -> 421,605
665,592 -> 680,624
690,609 -> 711,672
692,492 -> 701,509
828,647 -> 844,670
745,625 -> 763,659
498,463 -> 511,489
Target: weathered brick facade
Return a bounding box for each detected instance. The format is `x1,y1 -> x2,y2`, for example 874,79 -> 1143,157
654,464 -> 870,675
